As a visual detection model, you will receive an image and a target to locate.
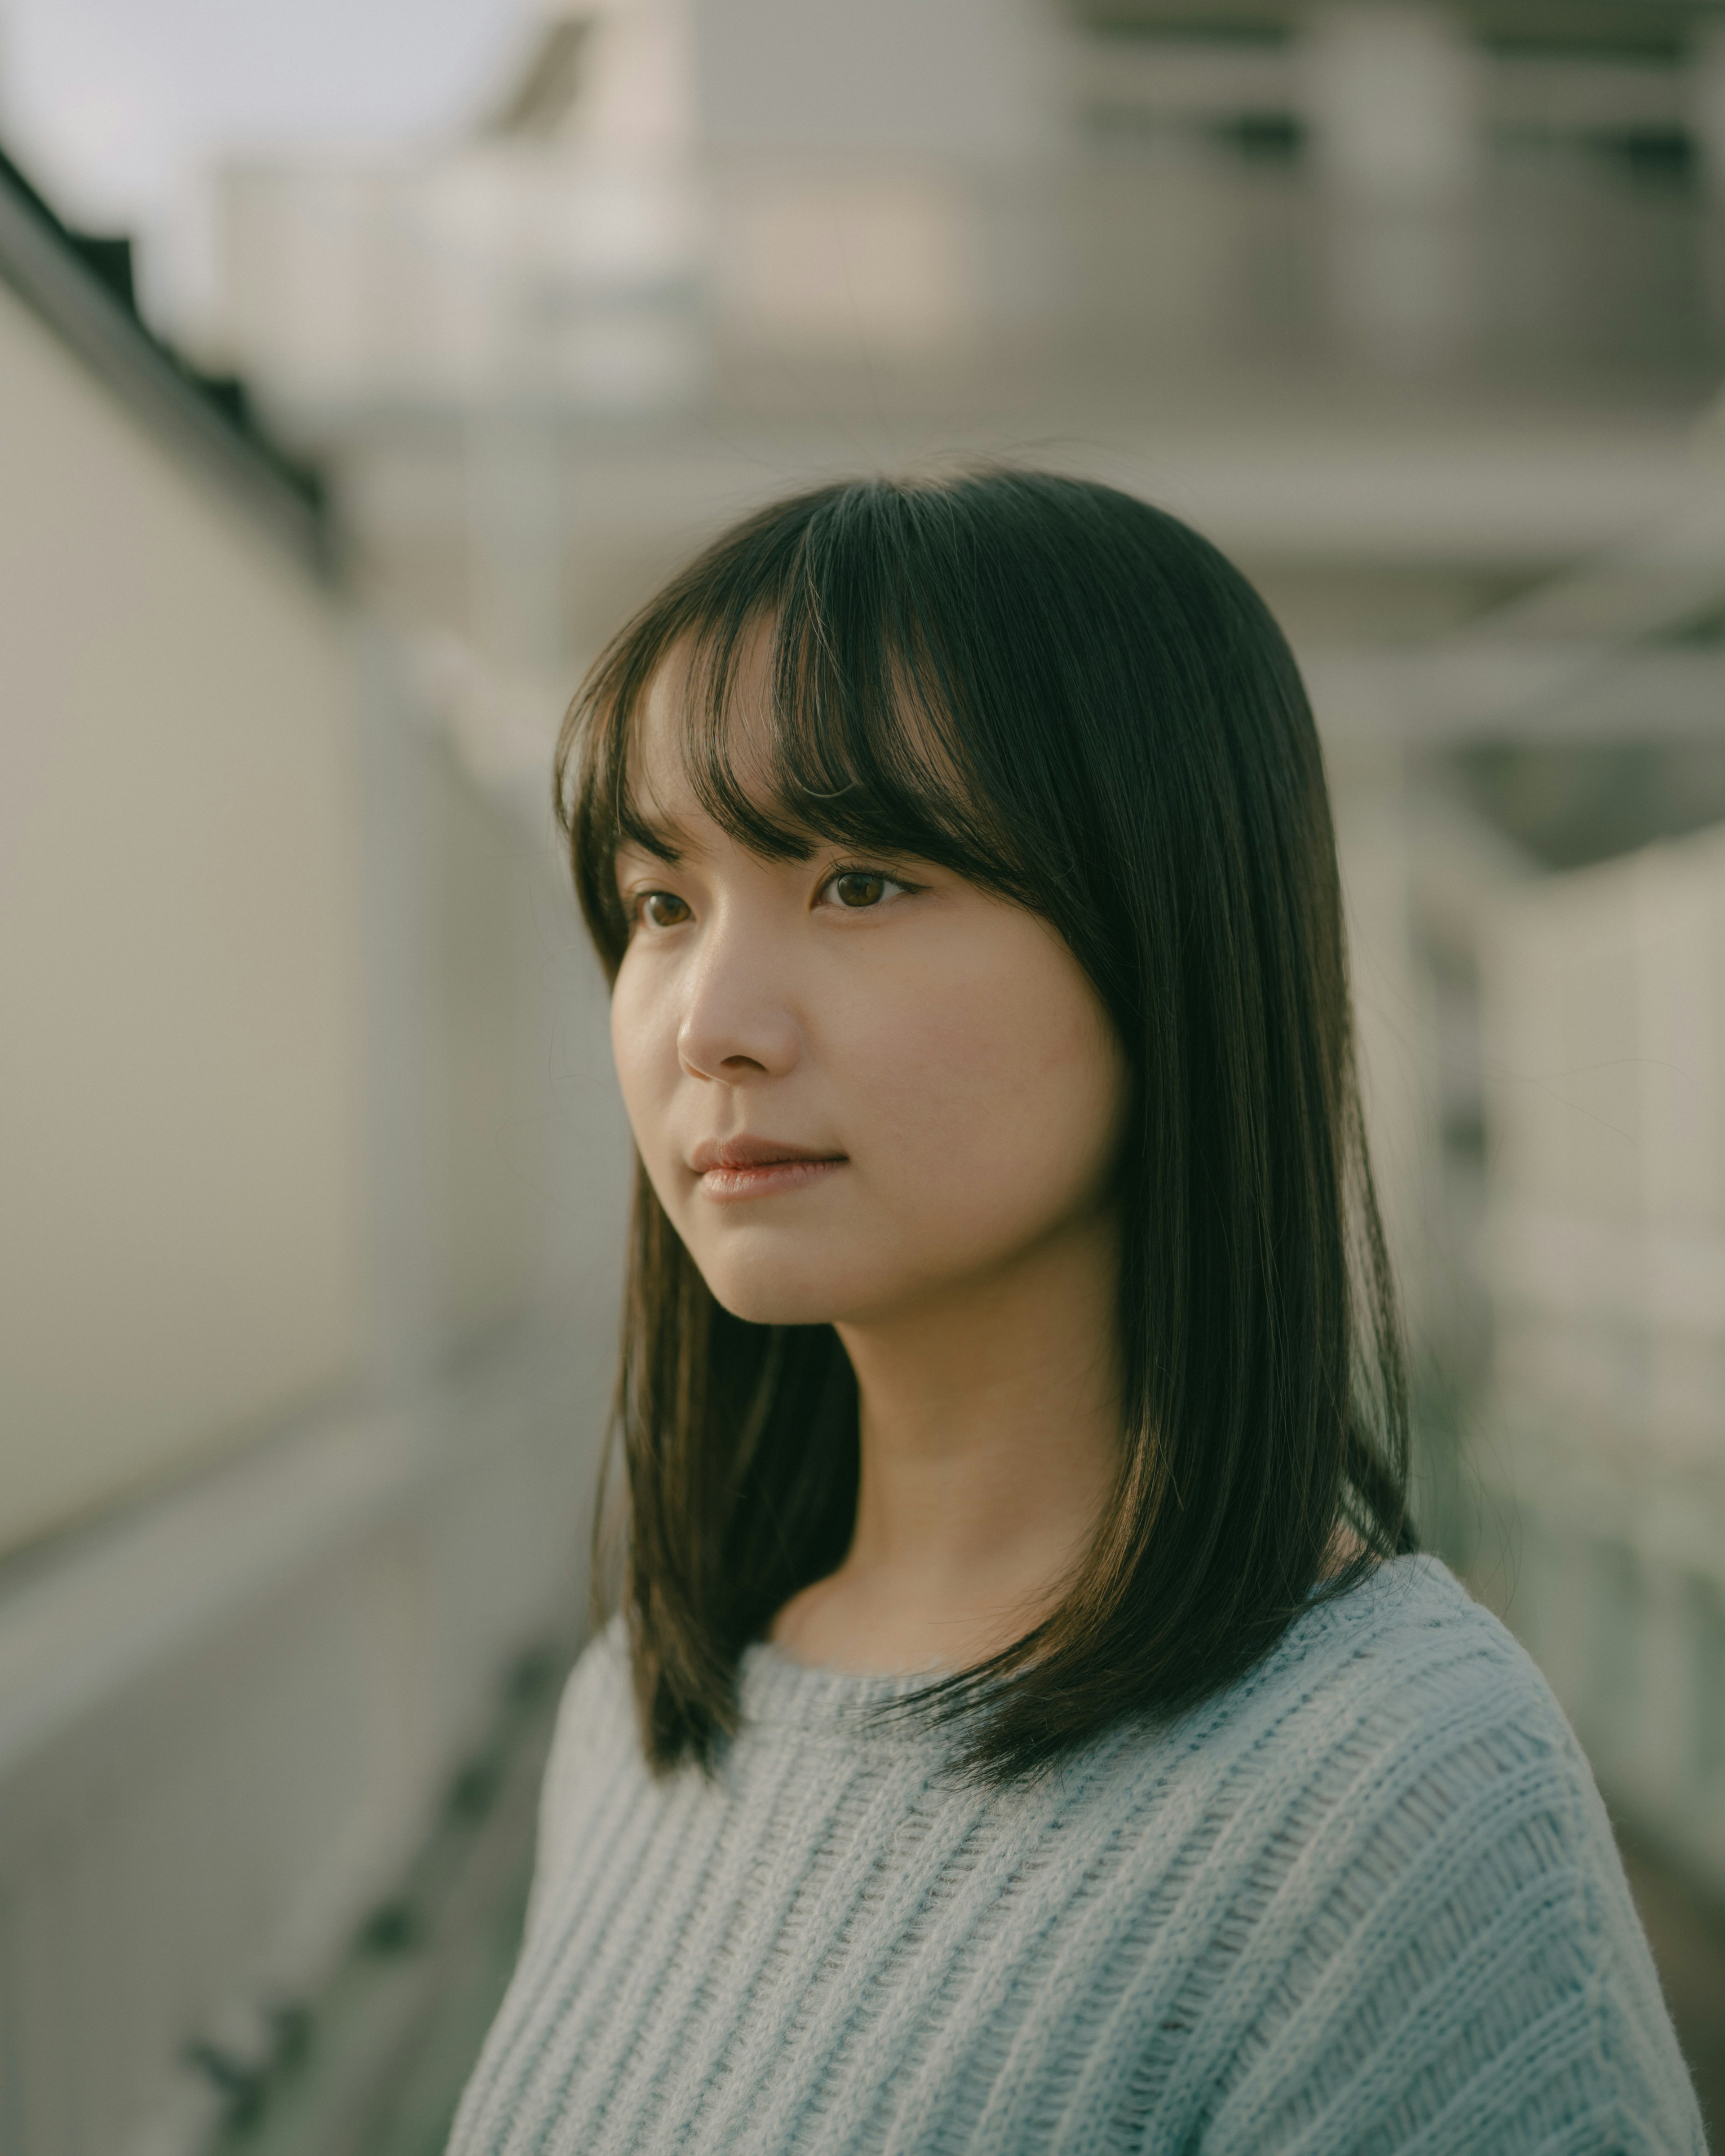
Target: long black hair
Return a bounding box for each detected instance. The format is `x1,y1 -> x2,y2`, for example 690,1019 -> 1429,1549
557,467 -> 1413,1785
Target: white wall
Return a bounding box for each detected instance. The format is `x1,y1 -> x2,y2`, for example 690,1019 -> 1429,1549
0,276 -> 370,1556
0,256 -> 632,2155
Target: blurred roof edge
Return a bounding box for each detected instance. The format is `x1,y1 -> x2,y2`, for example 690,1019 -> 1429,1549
1070,0 -> 1725,53
482,13 -> 596,141
0,141 -> 340,585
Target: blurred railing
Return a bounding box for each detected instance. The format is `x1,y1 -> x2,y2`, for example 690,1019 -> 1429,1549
0,1341 -> 590,2156
210,133 -> 1725,419
1475,816 -> 1725,1894
198,0 -> 1725,425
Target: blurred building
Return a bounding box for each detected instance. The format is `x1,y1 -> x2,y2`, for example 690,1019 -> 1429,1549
207,0 -> 1725,705
4,0 -> 1725,2147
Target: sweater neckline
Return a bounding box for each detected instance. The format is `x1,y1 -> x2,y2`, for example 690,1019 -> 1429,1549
737,1636 -> 957,1732
733,1557 -> 1432,1735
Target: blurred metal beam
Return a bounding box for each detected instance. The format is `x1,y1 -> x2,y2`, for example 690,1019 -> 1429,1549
1313,630 -> 1725,746
1420,644 -> 1725,738
1308,470 -> 1725,742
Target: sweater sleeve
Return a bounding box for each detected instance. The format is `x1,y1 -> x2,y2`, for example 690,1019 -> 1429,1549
1193,1621 -> 1705,2156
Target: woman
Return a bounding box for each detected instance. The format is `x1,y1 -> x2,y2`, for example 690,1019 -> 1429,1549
449,471 -> 1701,2154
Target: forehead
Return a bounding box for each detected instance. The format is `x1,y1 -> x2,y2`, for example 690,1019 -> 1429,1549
618,632 -> 783,855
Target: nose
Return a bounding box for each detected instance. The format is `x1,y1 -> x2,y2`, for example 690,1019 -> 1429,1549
676,921 -> 801,1085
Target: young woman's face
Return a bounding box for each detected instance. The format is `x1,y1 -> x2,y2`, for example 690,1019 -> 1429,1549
608,664 -> 1131,1329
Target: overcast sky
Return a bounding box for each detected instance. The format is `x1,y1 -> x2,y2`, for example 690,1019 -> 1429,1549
0,0 -> 535,322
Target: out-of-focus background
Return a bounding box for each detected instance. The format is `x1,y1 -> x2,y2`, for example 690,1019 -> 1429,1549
3,0 -> 1724,2147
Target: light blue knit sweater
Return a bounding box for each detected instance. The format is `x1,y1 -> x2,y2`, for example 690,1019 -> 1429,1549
448,1557 -> 1703,2154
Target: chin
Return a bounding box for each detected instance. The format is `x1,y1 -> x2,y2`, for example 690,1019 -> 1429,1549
690,1246 -> 888,1329
699,1268 -> 849,1328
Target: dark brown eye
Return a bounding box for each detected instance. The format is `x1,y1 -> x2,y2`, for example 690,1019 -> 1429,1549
832,871 -> 888,909
640,891 -> 690,928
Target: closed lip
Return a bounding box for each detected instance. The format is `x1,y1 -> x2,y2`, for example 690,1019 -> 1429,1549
689,1136 -> 847,1173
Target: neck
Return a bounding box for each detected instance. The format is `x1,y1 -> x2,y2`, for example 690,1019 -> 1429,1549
772,1209 -> 1122,1674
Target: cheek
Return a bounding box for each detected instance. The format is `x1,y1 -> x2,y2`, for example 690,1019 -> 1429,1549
609,959 -> 677,1147
846,945 -> 1126,1225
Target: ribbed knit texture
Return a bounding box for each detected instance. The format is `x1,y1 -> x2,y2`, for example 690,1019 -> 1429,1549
447,1557 -> 1703,2155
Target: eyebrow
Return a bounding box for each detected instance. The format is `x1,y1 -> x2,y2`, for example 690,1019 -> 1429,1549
616,812 -> 693,867
616,801 -> 833,872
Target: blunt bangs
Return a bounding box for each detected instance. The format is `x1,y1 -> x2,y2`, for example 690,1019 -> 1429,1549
553,468 -> 1413,1789
565,488 -> 1061,976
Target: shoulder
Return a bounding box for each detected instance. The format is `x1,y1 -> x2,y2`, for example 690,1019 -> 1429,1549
1220,1553 -> 1583,1782
1296,1550 -> 1567,1710
1177,1556 -> 1703,2151
1281,1548 -> 1550,1688
1222,1554 -> 1611,1941
544,1612 -> 635,1793
528,1615 -> 640,1916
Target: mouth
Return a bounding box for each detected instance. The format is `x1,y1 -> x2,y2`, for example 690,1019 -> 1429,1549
689,1136 -> 849,1203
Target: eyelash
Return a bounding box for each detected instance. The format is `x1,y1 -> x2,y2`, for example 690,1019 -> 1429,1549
818,863 -> 919,910
623,863 -> 918,929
